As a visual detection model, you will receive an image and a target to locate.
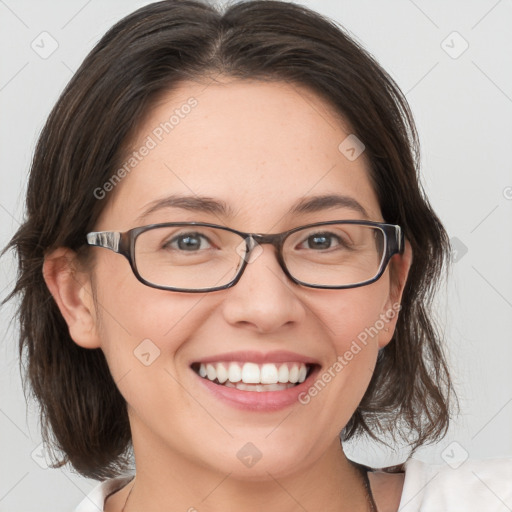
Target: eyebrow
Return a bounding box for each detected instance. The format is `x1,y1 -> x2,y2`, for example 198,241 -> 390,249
291,194 -> 369,218
135,193 -> 369,223
135,195 -> 235,223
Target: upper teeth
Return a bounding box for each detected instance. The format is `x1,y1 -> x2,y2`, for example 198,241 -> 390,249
197,362 -> 308,385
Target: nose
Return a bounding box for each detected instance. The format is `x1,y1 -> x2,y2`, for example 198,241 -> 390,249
220,243 -> 306,334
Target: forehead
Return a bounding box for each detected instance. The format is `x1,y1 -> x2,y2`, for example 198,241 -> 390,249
97,78 -> 382,230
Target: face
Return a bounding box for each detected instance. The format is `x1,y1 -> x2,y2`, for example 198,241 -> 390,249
63,78 -> 410,480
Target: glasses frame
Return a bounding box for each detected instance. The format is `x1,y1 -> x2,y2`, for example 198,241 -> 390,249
86,220 -> 404,293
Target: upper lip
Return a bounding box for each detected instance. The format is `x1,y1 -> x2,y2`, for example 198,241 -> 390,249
190,350 -> 320,366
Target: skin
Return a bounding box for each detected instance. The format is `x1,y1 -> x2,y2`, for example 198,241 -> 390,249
44,78 -> 412,512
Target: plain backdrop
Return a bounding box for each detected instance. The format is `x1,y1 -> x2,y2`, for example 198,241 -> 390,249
0,0 -> 511,510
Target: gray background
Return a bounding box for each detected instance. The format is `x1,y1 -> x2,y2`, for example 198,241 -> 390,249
1,0 -> 511,510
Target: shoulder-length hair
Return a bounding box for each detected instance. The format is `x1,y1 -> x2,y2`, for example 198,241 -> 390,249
4,0 -> 456,480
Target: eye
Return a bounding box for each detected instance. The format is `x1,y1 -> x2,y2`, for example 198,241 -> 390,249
164,232 -> 213,251
297,231 -> 347,250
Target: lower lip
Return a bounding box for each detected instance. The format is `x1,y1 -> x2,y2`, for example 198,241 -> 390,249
194,367 -> 320,411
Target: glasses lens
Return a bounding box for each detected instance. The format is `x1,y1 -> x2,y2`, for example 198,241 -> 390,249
283,223 -> 386,287
134,225 -> 244,290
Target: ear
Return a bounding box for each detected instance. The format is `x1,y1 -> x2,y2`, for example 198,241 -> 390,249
42,247 -> 101,349
378,238 -> 413,349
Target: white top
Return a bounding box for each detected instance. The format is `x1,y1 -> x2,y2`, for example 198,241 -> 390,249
74,457 -> 512,511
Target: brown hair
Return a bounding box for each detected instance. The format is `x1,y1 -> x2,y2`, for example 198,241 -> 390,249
3,0 -> 457,480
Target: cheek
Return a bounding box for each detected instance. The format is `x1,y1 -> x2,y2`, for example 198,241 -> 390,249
297,282 -> 390,420
91,256 -> 214,379
93,281 -> 218,431
313,280 -> 391,351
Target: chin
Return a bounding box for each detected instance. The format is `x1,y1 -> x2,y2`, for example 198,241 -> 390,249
191,434 -> 320,482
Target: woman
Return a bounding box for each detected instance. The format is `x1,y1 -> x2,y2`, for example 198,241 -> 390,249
4,1 -> 511,511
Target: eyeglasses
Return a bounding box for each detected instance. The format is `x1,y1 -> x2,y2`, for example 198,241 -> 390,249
86,220 -> 404,293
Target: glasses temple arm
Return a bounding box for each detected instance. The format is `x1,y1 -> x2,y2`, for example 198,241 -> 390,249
395,225 -> 405,253
86,231 -> 121,252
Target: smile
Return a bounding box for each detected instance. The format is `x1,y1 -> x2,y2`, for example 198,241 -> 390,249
189,350 -> 321,411
192,361 -> 312,392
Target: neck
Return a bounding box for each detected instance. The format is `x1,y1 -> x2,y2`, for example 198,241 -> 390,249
121,432 -> 371,512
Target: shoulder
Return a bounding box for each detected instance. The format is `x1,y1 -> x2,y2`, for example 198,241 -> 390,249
394,456 -> 512,511
73,475 -> 134,512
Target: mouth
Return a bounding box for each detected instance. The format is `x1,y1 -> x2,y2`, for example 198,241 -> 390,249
189,350 -> 321,411
191,361 -> 316,392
